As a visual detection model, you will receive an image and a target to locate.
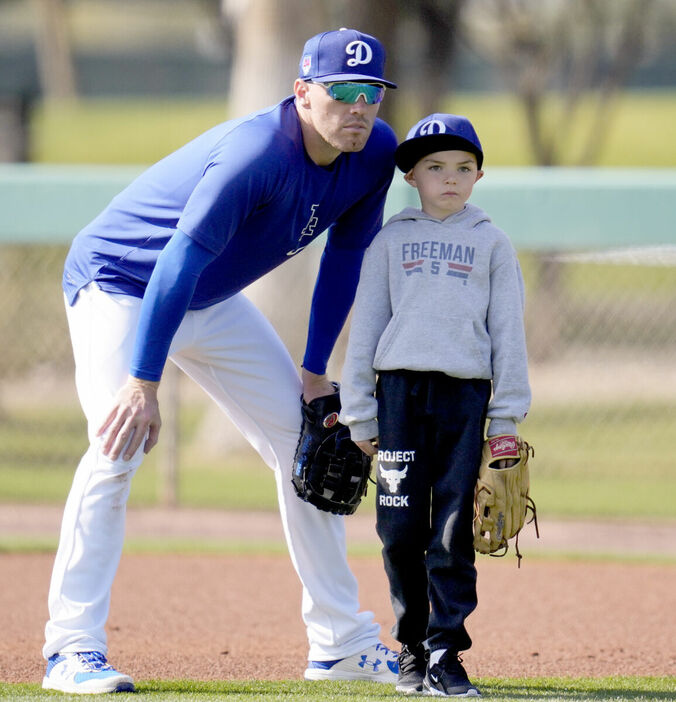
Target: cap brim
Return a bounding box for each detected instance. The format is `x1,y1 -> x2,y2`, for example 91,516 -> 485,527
309,73 -> 397,88
395,134 -> 483,172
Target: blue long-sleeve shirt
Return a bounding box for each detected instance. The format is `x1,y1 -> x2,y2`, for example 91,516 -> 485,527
63,97 -> 397,380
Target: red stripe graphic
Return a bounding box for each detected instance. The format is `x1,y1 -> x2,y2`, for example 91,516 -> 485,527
402,259 -> 424,270
447,262 -> 473,272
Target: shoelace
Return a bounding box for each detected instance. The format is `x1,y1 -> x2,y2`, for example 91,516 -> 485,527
76,652 -> 112,671
434,651 -> 468,676
399,649 -> 416,674
399,645 -> 427,673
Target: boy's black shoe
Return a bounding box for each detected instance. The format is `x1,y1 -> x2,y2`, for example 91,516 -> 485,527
396,643 -> 428,695
423,651 -> 480,697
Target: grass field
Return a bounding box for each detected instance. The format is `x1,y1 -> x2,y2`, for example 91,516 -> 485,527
1,398 -> 675,520
2,395 -> 676,517
2,676 -> 675,700
443,92 -> 676,168
29,91 -> 676,167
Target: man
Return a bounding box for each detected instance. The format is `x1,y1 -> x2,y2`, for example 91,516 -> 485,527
42,28 -> 399,694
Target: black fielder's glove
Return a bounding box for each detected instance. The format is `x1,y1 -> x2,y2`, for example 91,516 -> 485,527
291,384 -> 372,516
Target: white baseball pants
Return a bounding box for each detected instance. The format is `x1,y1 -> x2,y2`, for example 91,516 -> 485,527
44,283 -> 379,661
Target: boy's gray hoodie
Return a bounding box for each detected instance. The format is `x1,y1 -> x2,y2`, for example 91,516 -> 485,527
340,203 -> 531,442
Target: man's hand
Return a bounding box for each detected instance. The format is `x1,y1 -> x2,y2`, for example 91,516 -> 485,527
301,367 -> 336,403
97,376 -> 162,461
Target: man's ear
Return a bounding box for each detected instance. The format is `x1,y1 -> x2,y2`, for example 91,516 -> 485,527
294,79 -> 311,108
404,169 -> 417,188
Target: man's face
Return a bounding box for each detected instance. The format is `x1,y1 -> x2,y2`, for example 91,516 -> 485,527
295,80 -> 382,163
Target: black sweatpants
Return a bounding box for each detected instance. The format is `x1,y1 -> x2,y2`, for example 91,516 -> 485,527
375,369 -> 491,653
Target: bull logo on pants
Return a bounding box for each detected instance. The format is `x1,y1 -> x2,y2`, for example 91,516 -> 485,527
379,464 -> 408,494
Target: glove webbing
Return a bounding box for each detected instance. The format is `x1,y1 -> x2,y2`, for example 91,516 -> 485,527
514,497 -> 540,567
474,439 -> 540,567
322,458 -> 357,493
475,495 -> 539,566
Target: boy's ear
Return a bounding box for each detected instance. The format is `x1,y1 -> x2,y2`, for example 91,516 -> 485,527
475,169 -> 484,183
404,169 -> 417,188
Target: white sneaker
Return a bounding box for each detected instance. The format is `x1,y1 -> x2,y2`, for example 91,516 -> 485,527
304,641 -> 399,683
42,651 -> 135,694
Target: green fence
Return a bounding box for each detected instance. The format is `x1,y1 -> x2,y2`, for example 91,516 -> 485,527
2,164 -> 675,248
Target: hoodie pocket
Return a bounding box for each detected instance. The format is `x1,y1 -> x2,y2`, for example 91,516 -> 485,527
374,308 -> 491,378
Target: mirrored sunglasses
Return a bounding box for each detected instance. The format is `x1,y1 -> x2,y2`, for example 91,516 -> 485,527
321,82 -> 385,105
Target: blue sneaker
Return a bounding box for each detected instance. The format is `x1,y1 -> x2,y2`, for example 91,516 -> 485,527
42,651 -> 135,694
304,642 -> 399,683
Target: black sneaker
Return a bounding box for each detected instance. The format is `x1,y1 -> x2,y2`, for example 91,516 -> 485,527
396,643 -> 428,695
423,651 -> 480,697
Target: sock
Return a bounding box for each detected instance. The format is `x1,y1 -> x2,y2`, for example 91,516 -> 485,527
429,648 -> 446,666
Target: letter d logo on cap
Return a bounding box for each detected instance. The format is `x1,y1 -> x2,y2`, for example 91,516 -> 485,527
419,119 -> 447,136
346,40 -> 373,66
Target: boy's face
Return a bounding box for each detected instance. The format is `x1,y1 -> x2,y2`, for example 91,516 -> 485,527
404,150 -> 483,219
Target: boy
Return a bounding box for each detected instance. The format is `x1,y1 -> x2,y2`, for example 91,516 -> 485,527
339,114 -> 531,697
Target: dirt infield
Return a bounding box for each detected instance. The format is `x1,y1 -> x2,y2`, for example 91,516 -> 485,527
1,507 -> 675,684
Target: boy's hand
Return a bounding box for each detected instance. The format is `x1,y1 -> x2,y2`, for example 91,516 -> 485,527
355,438 -> 378,457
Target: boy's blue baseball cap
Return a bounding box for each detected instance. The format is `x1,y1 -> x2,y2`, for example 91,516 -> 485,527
395,113 -> 483,172
299,28 -> 397,88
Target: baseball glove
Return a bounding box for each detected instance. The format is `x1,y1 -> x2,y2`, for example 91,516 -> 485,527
473,434 -> 539,564
291,385 -> 372,516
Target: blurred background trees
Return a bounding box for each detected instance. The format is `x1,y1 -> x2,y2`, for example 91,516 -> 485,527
2,0 -> 675,163
462,0 -> 665,166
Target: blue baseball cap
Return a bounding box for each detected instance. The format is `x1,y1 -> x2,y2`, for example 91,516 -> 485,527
395,113 -> 483,172
299,28 -> 397,89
